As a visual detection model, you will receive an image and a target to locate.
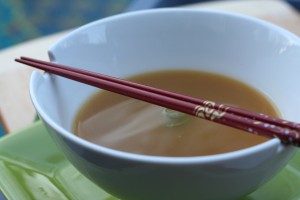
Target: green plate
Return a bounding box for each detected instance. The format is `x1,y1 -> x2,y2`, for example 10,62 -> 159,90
0,121 -> 300,200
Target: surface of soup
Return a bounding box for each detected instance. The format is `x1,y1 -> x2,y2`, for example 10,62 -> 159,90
73,70 -> 279,157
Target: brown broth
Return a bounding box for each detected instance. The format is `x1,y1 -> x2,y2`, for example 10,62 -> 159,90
72,70 -> 279,157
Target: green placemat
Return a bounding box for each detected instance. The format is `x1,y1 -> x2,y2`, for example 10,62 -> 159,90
0,121 -> 299,200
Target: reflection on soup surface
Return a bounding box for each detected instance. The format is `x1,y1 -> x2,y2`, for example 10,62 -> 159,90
73,70 -> 278,157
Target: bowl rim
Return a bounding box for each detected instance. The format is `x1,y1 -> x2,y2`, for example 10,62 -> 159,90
48,7 -> 300,56
32,8 -> 299,165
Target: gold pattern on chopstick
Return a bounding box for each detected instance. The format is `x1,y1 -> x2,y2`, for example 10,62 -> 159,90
193,101 -> 228,120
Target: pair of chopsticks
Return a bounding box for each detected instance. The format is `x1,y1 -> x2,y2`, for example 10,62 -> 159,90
16,57 -> 300,147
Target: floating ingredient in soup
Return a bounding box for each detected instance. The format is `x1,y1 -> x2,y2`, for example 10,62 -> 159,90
162,108 -> 190,127
72,70 -> 279,157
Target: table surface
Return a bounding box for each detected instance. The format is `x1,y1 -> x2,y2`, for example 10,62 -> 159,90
1,0 -> 300,133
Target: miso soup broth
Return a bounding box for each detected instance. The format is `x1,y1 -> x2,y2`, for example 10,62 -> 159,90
72,70 -> 279,157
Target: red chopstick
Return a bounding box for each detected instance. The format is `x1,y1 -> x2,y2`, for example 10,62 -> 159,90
15,57 -> 300,147
19,56 -> 300,131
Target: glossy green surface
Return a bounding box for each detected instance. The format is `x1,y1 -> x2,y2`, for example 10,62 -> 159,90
0,121 -> 116,200
0,121 -> 299,200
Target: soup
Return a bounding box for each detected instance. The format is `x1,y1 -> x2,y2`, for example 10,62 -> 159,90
72,70 -> 279,157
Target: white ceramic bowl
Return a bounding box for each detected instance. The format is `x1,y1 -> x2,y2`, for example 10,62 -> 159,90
30,9 -> 300,200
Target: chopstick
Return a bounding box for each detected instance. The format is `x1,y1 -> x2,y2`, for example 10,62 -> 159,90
15,57 -> 300,147
19,57 -> 300,131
